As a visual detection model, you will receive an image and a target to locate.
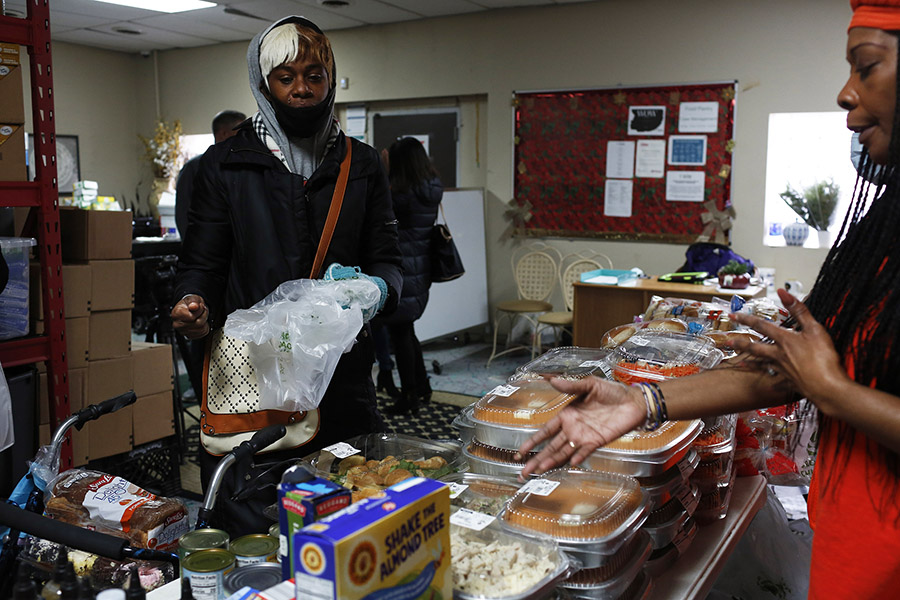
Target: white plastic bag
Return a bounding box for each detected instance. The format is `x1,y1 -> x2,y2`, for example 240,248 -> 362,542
223,277 -> 380,412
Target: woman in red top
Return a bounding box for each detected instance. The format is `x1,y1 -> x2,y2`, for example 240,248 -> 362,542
517,2 -> 900,597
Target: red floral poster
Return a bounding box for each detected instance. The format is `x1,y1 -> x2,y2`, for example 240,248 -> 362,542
513,82 -> 736,242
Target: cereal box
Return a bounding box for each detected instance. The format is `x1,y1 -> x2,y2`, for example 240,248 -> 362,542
293,477 -> 450,600
278,476 -> 352,579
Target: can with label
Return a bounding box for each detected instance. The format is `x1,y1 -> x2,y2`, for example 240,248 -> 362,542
230,534 -> 279,567
182,548 -> 236,600
268,523 -> 279,540
179,529 -> 230,563
224,563 -> 283,595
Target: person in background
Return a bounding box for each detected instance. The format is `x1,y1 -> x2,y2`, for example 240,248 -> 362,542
376,137 -> 442,415
517,2 -> 900,596
170,15 -> 401,535
174,109 -> 246,239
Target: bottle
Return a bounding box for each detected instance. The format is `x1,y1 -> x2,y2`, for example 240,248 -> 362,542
13,563 -> 40,600
124,568 -> 144,600
77,577 -> 95,600
95,590 -> 125,600
41,546 -> 70,599
57,569 -> 79,600
180,577 -> 194,600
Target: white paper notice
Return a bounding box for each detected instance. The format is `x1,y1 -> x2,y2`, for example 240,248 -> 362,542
635,140 -> 665,178
604,179 -> 633,217
345,105 -> 367,136
666,171 -> 705,202
606,141 -> 635,179
679,101 -> 719,133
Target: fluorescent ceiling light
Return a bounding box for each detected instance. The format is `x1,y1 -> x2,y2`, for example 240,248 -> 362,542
90,0 -> 217,13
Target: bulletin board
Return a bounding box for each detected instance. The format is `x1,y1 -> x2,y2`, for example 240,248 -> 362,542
513,81 -> 737,243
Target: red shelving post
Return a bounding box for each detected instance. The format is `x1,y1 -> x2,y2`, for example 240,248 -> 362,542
0,0 -> 71,468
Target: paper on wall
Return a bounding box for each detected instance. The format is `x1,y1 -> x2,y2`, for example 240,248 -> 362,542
606,140 -> 635,179
678,101 -> 719,133
666,170 -> 705,202
635,140 -> 665,178
604,179 -> 633,217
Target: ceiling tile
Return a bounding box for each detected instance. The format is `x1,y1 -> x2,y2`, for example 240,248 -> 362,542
42,0 -> 158,20
379,0 -> 486,18
51,28 -> 170,52
132,13 -> 257,42
292,0 -> 419,25
87,20 -> 218,49
229,0 -> 366,30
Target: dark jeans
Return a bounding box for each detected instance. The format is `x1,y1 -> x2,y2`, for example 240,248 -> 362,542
386,321 -> 431,398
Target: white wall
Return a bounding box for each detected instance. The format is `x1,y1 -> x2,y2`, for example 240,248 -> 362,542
49,0 -> 854,318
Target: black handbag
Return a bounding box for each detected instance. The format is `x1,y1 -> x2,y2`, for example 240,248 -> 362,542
431,204 -> 465,282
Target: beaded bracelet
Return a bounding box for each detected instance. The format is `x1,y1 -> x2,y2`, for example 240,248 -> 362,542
632,382 -> 668,431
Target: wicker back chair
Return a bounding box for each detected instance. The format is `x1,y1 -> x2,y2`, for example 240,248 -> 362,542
531,250 -> 613,357
486,243 -> 561,366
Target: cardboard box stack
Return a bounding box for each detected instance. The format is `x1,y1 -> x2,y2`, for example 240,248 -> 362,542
0,43 -> 26,181
32,208 -> 176,463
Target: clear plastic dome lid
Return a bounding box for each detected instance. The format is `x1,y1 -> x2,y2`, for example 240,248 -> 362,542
609,330 -> 723,384
472,379 -> 576,426
513,347 -> 613,379
501,469 -> 648,543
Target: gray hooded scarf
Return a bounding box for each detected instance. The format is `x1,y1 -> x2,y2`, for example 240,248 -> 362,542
247,16 -> 341,178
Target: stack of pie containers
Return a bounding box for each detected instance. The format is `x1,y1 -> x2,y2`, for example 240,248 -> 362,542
498,469 -> 652,599
689,414 -> 738,525
462,378 -> 578,477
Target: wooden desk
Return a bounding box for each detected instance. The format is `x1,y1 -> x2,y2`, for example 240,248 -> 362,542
572,279 -> 765,347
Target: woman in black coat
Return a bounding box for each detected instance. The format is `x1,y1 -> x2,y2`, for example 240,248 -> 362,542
380,137 -> 443,414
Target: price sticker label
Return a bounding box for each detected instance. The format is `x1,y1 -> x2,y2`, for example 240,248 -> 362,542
323,442 -> 360,459
450,508 -> 496,531
579,360 -> 606,367
490,385 -> 519,397
628,337 -> 650,346
676,484 -> 699,513
520,479 -> 561,497
671,522 -> 695,553
676,453 -> 697,479
597,362 -> 615,379
447,483 -> 469,499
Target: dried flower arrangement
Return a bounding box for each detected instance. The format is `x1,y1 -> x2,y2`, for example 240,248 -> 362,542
139,119 -> 183,180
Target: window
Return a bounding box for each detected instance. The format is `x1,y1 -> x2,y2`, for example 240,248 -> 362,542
764,112 -> 857,248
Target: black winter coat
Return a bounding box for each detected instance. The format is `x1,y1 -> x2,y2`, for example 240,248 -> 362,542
174,123 -> 403,446
383,178 -> 443,324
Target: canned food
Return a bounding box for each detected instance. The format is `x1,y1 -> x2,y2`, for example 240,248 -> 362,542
268,523 -> 279,540
178,529 -> 230,576
224,563 -> 283,595
230,534 -> 279,567
182,548 -> 235,600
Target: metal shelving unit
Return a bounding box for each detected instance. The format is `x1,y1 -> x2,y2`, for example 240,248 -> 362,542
0,1 -> 71,468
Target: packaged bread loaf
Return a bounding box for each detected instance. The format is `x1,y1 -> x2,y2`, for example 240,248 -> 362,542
44,469 -> 190,551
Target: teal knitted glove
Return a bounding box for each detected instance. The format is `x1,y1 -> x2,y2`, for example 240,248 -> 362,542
323,263 -> 388,319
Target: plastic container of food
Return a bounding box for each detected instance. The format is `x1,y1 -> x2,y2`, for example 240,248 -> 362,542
560,530 -> 651,599
463,441 -> 533,479
645,517 -> 698,578
694,469 -> 737,524
500,469 -> 649,560
512,347 -> 613,380
601,318 -> 692,349
606,330 -> 723,385
299,432 -> 465,478
441,472 -> 522,517
579,419 -> 703,477
691,414 -> 738,483
470,380 -> 577,448
704,330 -> 764,358
451,522 -> 575,600
452,403 -> 477,445
643,484 -> 700,549
636,450 -> 698,509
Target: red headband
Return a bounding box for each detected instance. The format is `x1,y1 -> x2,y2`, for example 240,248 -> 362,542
849,0 -> 900,31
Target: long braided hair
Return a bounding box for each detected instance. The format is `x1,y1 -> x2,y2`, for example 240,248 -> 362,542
802,32 -> 900,508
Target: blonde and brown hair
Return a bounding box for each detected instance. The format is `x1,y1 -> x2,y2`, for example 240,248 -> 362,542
259,23 -> 334,88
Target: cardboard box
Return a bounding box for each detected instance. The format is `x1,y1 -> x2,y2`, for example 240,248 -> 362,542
293,477 -> 451,600
89,259 -> 134,311
86,356 -> 134,459
59,208 -> 133,261
131,341 -> 173,397
88,309 -> 131,360
86,355 -> 133,405
38,367 -> 89,466
35,316 -> 89,370
0,64 -> 24,124
30,262 -> 92,320
132,390 -> 174,446
278,477 -> 352,579
0,123 -> 26,181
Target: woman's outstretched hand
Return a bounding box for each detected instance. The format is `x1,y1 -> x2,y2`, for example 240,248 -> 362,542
516,377 -> 646,479
730,288 -> 850,405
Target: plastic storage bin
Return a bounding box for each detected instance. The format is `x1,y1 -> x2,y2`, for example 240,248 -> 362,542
0,237 -> 36,340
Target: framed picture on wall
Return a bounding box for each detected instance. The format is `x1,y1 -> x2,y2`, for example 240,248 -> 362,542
25,133 -> 81,195
56,135 -> 80,195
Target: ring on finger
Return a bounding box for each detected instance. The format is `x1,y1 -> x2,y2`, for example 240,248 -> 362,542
568,441 -> 576,449
766,366 -> 777,377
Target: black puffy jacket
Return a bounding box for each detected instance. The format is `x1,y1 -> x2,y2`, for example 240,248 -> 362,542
174,123 -> 403,445
383,178 -> 443,324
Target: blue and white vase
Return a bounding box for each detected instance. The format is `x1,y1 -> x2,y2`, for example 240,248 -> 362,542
783,222 -> 809,247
